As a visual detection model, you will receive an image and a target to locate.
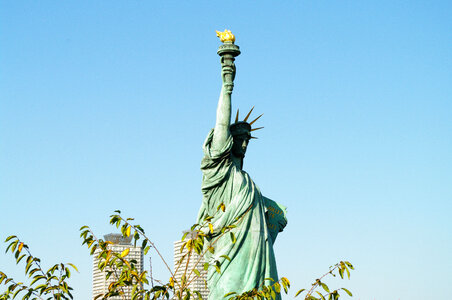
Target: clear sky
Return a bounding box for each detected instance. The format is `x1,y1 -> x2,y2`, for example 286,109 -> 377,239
1,1 -> 451,299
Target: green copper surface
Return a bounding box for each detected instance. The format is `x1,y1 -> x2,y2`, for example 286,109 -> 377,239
196,36 -> 287,299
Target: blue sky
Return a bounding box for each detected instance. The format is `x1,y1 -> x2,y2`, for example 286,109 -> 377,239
1,1 -> 451,299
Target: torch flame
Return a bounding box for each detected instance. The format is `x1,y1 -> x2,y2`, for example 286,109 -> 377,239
216,29 -> 235,43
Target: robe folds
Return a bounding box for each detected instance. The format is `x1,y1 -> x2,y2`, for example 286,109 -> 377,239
197,129 -> 284,300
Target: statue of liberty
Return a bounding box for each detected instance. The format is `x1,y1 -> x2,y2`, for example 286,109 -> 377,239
196,30 -> 288,299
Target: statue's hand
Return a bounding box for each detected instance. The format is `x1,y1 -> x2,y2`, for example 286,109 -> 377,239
220,57 -> 236,92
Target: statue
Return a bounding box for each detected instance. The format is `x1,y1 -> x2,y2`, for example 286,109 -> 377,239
196,30 -> 288,299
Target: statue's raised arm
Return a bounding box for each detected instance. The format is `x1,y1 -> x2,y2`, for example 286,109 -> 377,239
211,59 -> 235,149
211,30 -> 241,151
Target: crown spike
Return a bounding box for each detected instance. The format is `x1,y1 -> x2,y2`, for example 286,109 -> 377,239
250,136 -> 258,139
235,109 -> 239,123
250,127 -> 264,132
249,113 -> 263,126
243,106 -> 255,122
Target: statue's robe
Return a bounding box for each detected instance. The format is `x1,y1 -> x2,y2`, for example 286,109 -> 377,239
197,129 -> 286,299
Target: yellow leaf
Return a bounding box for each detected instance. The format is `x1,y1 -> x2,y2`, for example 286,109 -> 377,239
120,248 -> 130,258
186,240 -> 192,251
126,226 -> 131,237
208,223 -> 214,234
169,277 -> 174,288
18,242 -> 24,253
221,203 -> 225,212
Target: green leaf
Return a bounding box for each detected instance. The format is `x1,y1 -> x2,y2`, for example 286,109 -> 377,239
67,263 -> 78,272
333,290 -> 339,300
90,245 -> 98,255
135,224 -> 145,234
109,216 -> 118,225
344,261 -> 354,270
94,294 -> 104,300
220,255 -> 231,261
13,287 -> 25,299
321,282 -> 330,293
10,240 -> 18,253
194,269 -> 200,277
294,289 -> 305,297
281,279 -> 289,294
194,290 -> 202,300
133,232 -> 140,243
281,277 -> 290,288
5,236 -> 17,242
80,230 -> 88,239
5,243 -> 13,254
28,268 -> 40,277
30,275 -> 46,285
215,265 -> 221,274
230,232 -> 236,244
342,288 -> 352,296
25,258 -> 33,274
179,242 -> 187,254
16,254 -> 26,264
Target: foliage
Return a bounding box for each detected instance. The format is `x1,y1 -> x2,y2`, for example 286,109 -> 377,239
224,261 -> 354,300
293,261 -> 354,300
1,211 -> 355,300
80,210 -> 243,300
0,236 -> 77,300
223,276 -> 291,299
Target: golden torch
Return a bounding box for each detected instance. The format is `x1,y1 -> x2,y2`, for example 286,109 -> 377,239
216,29 -> 241,93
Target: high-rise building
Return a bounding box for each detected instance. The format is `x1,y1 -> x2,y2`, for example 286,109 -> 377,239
173,231 -> 209,299
93,233 -> 144,300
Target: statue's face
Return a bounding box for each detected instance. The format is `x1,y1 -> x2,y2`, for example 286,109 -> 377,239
232,134 -> 250,158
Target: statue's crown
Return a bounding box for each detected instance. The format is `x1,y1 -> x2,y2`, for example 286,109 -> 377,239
230,107 -> 263,139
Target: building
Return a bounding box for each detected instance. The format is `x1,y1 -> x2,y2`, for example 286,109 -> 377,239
173,231 -> 209,299
93,233 -> 144,300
